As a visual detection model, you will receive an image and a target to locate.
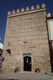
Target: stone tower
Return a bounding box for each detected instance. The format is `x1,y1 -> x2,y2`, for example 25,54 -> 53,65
3,3 -> 51,72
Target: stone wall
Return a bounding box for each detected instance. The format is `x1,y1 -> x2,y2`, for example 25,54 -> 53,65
3,5 -> 51,72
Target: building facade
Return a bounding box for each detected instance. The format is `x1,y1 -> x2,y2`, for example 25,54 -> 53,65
0,42 -> 3,56
47,17 -> 53,72
3,4 -> 51,72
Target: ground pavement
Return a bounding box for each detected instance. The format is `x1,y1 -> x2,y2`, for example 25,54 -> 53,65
0,72 -> 53,80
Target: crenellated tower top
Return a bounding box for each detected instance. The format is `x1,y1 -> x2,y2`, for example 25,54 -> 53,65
7,3 -> 47,17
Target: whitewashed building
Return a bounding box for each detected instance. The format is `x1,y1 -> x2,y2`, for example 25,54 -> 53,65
0,42 -> 3,55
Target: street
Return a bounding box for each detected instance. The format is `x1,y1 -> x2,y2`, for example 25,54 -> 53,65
0,72 -> 53,80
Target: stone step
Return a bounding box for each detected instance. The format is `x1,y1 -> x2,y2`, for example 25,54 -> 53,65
0,72 -> 53,80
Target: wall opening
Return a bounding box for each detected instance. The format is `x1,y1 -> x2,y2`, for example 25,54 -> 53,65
24,56 -> 31,71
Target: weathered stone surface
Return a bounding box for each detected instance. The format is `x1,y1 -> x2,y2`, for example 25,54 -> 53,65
3,8 -> 51,72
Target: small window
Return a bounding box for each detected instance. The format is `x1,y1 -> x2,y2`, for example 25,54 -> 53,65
6,49 -> 11,56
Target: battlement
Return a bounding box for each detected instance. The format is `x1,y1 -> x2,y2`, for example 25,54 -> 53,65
7,3 -> 46,17
47,13 -> 52,18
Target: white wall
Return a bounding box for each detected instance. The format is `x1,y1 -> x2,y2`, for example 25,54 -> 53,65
0,42 -> 3,49
48,19 -> 53,40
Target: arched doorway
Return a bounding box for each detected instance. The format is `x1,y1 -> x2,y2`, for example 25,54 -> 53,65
24,56 -> 31,71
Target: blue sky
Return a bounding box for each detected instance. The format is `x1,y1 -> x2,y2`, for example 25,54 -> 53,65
0,0 -> 53,43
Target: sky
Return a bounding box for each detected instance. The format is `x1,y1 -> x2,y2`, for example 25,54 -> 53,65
0,0 -> 53,43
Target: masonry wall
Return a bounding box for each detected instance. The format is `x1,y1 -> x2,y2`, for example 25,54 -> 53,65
3,8 -> 51,72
